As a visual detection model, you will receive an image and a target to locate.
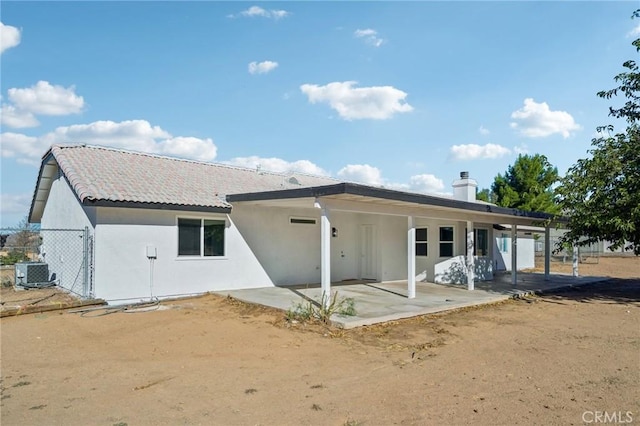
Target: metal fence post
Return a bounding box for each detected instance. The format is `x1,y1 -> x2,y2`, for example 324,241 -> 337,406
88,234 -> 95,298
83,226 -> 89,298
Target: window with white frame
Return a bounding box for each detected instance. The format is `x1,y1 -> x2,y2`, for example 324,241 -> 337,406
416,228 -> 428,256
439,226 -> 454,257
178,218 -> 225,257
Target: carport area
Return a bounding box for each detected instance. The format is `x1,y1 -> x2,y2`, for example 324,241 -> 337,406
217,273 -> 607,329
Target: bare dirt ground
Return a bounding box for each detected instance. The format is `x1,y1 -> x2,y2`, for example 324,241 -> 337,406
0,285 -> 105,318
1,258 -> 639,425
528,255 -> 640,279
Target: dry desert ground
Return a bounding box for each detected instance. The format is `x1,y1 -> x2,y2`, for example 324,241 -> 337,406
1,256 -> 638,425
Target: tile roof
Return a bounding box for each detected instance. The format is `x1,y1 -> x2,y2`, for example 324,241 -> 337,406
48,144 -> 340,210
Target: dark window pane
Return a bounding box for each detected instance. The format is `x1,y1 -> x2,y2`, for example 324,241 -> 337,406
416,228 -> 428,242
439,227 -> 454,242
416,242 -> 428,256
204,220 -> 225,256
178,218 -> 201,256
440,242 -> 453,257
476,229 -> 488,256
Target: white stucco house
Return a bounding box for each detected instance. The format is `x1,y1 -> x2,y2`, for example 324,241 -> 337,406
29,144 -> 557,303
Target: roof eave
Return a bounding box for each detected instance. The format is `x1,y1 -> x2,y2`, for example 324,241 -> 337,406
227,182 -> 563,222
82,199 -> 232,214
28,151 -> 57,224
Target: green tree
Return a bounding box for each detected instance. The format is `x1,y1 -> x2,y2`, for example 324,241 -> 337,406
491,154 -> 560,214
557,11 -> 639,254
476,188 -> 495,203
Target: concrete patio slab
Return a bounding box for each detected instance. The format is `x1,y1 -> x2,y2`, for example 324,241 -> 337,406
216,272 -> 608,329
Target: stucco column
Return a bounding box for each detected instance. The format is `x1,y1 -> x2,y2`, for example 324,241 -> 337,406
316,200 -> 331,307
466,221 -> 475,290
572,244 -> 579,277
407,216 -> 416,299
544,226 -> 551,281
511,224 -> 518,286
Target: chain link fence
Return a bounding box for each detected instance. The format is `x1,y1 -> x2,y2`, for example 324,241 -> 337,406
0,227 -> 94,298
534,235 -> 600,264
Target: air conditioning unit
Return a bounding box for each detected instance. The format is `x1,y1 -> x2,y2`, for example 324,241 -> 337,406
15,262 -> 51,288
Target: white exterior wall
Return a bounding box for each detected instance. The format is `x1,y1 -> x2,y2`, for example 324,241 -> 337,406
40,171 -> 95,230
433,256 -> 494,284
494,231 -> 535,271
377,215 -> 407,282
86,203 -> 424,302
94,207 -> 274,302
232,207 -> 409,285
230,205 -> 323,285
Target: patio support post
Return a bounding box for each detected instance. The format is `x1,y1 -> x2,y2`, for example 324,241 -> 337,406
511,224 -> 518,286
407,216 -> 416,299
466,221 -> 475,290
572,244 -> 579,277
544,226 -> 551,281
316,200 -> 331,307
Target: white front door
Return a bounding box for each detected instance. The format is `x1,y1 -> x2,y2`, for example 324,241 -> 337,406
359,224 -> 377,280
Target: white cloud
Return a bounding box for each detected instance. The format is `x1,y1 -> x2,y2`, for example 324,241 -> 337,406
8,81 -> 84,116
0,132 -> 42,165
300,81 -> 413,120
269,9 -> 290,19
627,23 -> 640,37
230,6 -> 290,20
225,156 -> 328,176
354,28 -> 384,47
407,174 -> 445,193
1,193 -> 32,215
514,143 -> 529,154
0,119 -> 217,165
337,163 -> 448,196
450,143 -> 511,161
158,136 -> 217,162
242,6 -> 269,17
510,98 -> 581,138
478,125 -> 490,136
337,164 -> 384,185
1,22 -> 21,54
248,60 -> 278,75
0,104 -> 39,128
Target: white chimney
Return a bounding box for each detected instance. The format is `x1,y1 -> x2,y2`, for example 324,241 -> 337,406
452,171 -> 477,202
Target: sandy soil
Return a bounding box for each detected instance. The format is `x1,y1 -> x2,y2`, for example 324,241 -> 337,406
529,255 -> 640,279
1,259 -> 639,425
0,286 -> 84,315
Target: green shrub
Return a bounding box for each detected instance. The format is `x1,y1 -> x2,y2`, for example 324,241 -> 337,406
0,250 -> 29,266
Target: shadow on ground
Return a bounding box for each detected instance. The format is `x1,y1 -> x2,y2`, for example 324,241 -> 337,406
538,278 -> 640,305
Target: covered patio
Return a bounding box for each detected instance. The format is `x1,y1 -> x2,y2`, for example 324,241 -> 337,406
218,272 -> 607,329
228,181 -> 566,307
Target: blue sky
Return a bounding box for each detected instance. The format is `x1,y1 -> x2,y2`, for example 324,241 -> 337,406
1,1 -> 638,227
